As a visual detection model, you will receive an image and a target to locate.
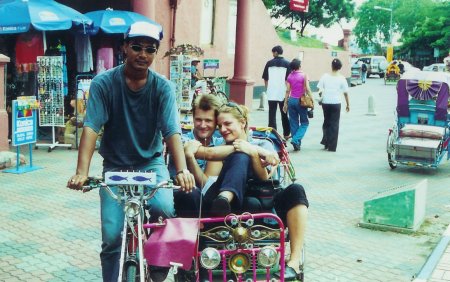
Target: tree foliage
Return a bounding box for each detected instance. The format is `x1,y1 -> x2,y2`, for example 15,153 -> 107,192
399,1 -> 450,57
263,0 -> 354,37
354,0 -> 448,55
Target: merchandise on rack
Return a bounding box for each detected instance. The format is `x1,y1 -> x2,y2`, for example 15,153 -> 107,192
170,54 -> 192,114
35,56 -> 71,152
37,56 -> 65,126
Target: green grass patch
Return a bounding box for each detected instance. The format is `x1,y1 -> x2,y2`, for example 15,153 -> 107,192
276,28 -> 342,49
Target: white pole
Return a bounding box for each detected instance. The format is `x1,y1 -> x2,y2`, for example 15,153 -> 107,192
43,31 -> 47,52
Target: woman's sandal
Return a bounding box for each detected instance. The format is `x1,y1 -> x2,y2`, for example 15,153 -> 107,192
275,265 -> 301,281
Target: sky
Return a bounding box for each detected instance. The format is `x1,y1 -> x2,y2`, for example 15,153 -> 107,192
307,0 -> 365,45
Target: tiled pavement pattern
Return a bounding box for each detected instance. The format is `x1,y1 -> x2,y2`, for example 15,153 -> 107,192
430,245 -> 450,282
0,77 -> 449,281
428,226 -> 450,282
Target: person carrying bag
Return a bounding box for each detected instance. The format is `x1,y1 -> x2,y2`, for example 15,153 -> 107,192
283,59 -> 313,151
300,90 -> 314,109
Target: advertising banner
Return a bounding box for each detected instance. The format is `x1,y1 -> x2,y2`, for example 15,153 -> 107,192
12,97 -> 38,146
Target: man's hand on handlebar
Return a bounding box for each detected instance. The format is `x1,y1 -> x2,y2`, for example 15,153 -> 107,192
175,169 -> 195,193
67,174 -> 88,191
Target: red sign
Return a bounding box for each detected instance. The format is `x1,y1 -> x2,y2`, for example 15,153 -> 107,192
290,0 -> 309,12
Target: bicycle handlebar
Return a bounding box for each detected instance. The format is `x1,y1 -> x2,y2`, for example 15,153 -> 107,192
81,177 -> 181,200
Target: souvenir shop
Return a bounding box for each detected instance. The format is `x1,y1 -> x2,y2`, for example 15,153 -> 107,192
1,28 -> 126,148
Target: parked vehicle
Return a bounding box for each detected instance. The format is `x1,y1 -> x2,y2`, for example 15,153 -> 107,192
191,76 -> 228,108
386,71 -> 450,169
356,56 -> 388,78
423,63 -> 446,72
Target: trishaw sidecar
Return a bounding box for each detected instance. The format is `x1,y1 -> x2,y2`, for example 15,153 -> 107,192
146,127 -> 303,281
386,71 -> 450,169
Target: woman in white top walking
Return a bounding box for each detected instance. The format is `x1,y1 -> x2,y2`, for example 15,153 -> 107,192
317,58 -> 350,152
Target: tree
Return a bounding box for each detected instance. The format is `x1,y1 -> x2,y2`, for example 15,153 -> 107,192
353,0 -> 443,53
264,0 -> 354,37
399,9 -> 450,59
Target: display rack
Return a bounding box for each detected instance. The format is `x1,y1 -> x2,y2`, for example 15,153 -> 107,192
169,54 -> 192,114
35,56 -> 72,152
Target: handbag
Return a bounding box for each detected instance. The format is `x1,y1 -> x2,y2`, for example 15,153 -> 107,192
300,94 -> 314,109
300,74 -> 314,109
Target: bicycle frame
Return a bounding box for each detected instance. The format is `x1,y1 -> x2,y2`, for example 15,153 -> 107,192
83,171 -> 178,282
118,210 -> 146,282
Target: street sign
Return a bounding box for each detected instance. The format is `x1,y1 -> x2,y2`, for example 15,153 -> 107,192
433,48 -> 439,58
203,59 -> 220,69
290,0 -> 309,12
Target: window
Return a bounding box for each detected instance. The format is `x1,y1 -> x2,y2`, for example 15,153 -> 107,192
200,0 -> 215,45
227,0 -> 237,54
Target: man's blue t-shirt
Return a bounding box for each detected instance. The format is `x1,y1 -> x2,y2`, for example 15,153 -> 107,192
84,64 -> 181,169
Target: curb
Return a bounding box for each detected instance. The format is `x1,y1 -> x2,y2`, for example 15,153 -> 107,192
413,224 -> 450,281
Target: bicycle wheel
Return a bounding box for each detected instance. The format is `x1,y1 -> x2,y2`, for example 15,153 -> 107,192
215,91 -> 228,104
125,263 -> 138,282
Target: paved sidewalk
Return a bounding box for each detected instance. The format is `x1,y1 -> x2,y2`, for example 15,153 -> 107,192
0,77 -> 449,281
421,225 -> 450,282
432,243 -> 450,281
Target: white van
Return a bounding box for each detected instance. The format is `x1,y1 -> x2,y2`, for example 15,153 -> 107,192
357,56 -> 388,78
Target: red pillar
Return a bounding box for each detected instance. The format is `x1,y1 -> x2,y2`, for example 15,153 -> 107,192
131,0 -> 156,20
0,54 -> 11,151
228,0 -> 255,109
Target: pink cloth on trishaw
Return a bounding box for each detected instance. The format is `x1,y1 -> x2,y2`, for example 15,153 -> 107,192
144,218 -> 199,270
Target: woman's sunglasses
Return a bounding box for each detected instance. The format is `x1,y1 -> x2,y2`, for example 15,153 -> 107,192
221,102 -> 244,117
130,45 -> 157,54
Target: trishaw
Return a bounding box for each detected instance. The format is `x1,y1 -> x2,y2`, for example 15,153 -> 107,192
384,63 -> 401,85
149,127 -> 302,281
386,71 -> 450,169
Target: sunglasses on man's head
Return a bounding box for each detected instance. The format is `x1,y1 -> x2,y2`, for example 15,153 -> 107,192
130,45 -> 157,54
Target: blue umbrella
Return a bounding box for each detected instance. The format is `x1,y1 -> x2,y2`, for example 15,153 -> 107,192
85,8 -> 162,38
0,0 -> 92,34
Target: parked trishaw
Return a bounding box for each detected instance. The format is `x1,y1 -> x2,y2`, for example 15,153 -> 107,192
386,71 -> 450,169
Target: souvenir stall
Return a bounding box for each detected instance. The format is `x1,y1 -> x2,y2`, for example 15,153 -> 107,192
165,44 -> 204,124
170,54 -> 192,116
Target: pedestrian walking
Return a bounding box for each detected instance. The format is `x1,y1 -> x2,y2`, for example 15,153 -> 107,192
66,21 -> 195,282
262,45 -> 291,140
361,62 -> 367,83
317,58 -> 350,152
283,58 -> 313,151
